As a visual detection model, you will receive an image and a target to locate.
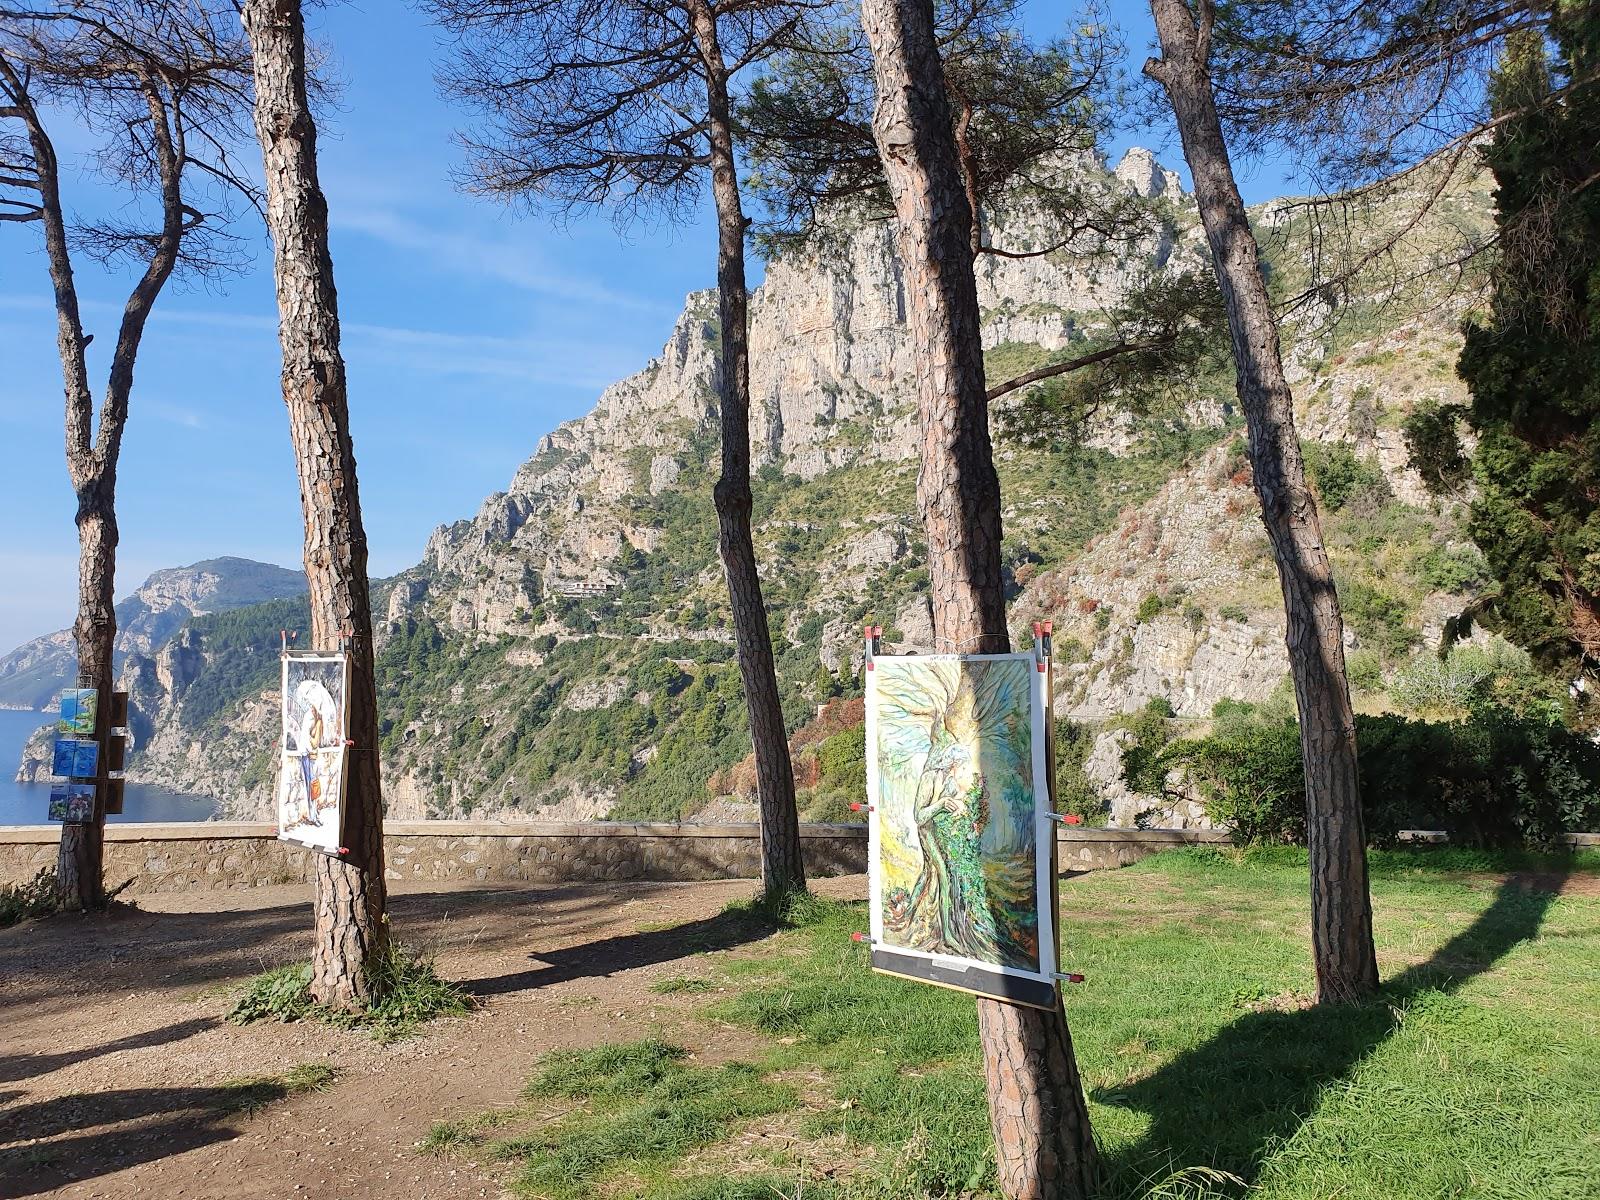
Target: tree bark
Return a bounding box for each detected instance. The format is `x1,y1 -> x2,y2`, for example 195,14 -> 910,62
243,0 -> 390,1008
686,0 -> 806,899
860,2 -> 1099,1195
1145,0 -> 1379,1003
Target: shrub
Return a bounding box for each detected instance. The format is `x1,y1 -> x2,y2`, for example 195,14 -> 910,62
1388,641 -> 1564,719
1415,543 -> 1489,594
1136,593 -> 1165,623
1304,441 -> 1390,511
1347,649 -> 1384,693
1054,718 -> 1105,824
1341,580 -> 1420,660
0,868 -> 58,929
1160,707 -> 1600,848
1160,719 -> 1306,843
1118,697 -> 1179,793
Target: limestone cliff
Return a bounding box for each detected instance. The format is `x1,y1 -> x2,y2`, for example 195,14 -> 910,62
68,149 -> 1489,825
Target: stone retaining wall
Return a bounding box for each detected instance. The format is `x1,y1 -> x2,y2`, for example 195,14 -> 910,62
0,822 -> 1233,894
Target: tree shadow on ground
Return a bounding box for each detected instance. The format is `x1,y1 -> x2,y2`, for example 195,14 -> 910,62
0,1077 -> 305,1198
0,1016 -> 217,1085
0,880 -> 708,1008
459,904 -> 784,997
1100,875 -> 1567,1195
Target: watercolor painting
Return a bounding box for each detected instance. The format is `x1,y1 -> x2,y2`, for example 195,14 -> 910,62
48,783 -> 96,823
57,688 -> 97,737
868,654 -> 1053,994
276,653 -> 348,852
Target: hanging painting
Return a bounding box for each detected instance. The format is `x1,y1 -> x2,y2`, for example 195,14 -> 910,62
867,652 -> 1058,1009
275,651 -> 349,853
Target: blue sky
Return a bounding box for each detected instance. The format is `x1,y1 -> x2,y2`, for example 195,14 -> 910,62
0,0 -> 1293,653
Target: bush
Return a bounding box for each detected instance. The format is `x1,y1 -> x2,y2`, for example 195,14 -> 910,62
0,868 -> 58,928
1160,707 -> 1600,848
1161,719 -> 1307,843
1341,580 -> 1420,660
1136,593 -> 1165,623
1304,441 -> 1390,511
1054,719 -> 1105,824
1118,697 -> 1178,793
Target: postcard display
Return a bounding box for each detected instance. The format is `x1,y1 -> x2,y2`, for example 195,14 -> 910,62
865,635 -> 1062,1010
276,650 -> 351,854
48,688 -> 99,823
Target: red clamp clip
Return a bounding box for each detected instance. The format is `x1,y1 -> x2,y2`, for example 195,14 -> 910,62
849,802 -> 874,813
850,932 -> 870,944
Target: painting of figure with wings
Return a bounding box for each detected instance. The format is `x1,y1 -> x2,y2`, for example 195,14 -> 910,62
871,655 -> 1043,976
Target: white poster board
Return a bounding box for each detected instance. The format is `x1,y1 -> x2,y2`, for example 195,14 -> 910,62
866,652 -> 1059,1009
275,650 -> 350,853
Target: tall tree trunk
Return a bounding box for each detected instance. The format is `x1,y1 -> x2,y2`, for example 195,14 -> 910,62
860,2 -> 1099,1195
1145,0 -> 1379,1003
243,0 -> 390,1008
2,57 -> 187,913
56,490 -> 115,911
686,0 -> 806,899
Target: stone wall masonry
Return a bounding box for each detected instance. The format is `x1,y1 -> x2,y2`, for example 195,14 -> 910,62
0,823 -> 1237,895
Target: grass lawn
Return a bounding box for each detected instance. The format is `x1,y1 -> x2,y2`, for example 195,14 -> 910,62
423,848 -> 1600,1199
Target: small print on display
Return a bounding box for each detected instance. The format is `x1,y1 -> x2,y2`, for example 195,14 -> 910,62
52,738 -> 99,779
276,651 -> 350,854
48,783 -> 96,823
58,688 -> 97,737
866,653 -> 1059,1009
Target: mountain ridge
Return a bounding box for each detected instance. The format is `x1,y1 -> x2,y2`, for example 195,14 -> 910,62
13,148 -> 1493,828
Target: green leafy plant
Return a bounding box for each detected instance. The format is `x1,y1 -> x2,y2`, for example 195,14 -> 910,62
0,868 -> 58,929
228,944 -> 471,1043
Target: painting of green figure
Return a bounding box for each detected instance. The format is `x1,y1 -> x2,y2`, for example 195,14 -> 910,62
875,657 -> 1041,973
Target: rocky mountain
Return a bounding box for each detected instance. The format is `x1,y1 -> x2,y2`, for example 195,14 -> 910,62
71,148 -> 1493,826
0,558 -> 305,712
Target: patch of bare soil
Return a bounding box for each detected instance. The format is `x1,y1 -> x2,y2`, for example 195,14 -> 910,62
0,874 -> 867,1199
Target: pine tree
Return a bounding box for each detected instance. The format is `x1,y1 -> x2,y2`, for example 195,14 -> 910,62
1456,4 -> 1600,675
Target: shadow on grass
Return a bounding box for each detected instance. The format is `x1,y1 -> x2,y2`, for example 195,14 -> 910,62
1101,874 -> 1567,1194
459,905 -> 784,997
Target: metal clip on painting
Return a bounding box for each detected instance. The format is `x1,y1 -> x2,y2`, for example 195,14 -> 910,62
849,802 -> 874,813
1032,620 -> 1052,673
1043,811 -> 1083,826
863,623 -> 882,672
337,846 -> 350,856
850,932 -> 871,944
1053,971 -> 1086,984
280,629 -> 299,653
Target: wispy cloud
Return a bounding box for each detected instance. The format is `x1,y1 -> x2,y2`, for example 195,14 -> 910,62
332,206 -> 677,315
147,401 -> 206,429
0,292 -> 653,391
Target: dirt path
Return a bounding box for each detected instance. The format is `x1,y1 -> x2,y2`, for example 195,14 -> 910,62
0,875 -> 868,1200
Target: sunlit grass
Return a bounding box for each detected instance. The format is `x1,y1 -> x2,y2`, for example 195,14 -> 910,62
425,848 -> 1600,1198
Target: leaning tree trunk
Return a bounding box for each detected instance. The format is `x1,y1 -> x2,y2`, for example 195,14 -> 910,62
860,2 -> 1100,1195
243,0 -> 390,1008
686,0 -> 806,899
1146,0 -> 1379,1003
11,56 -> 183,914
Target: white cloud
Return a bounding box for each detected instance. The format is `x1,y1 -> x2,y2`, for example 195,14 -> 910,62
332,206 -> 677,315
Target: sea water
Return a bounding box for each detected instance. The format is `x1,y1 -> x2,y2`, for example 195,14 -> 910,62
0,707 -> 217,825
